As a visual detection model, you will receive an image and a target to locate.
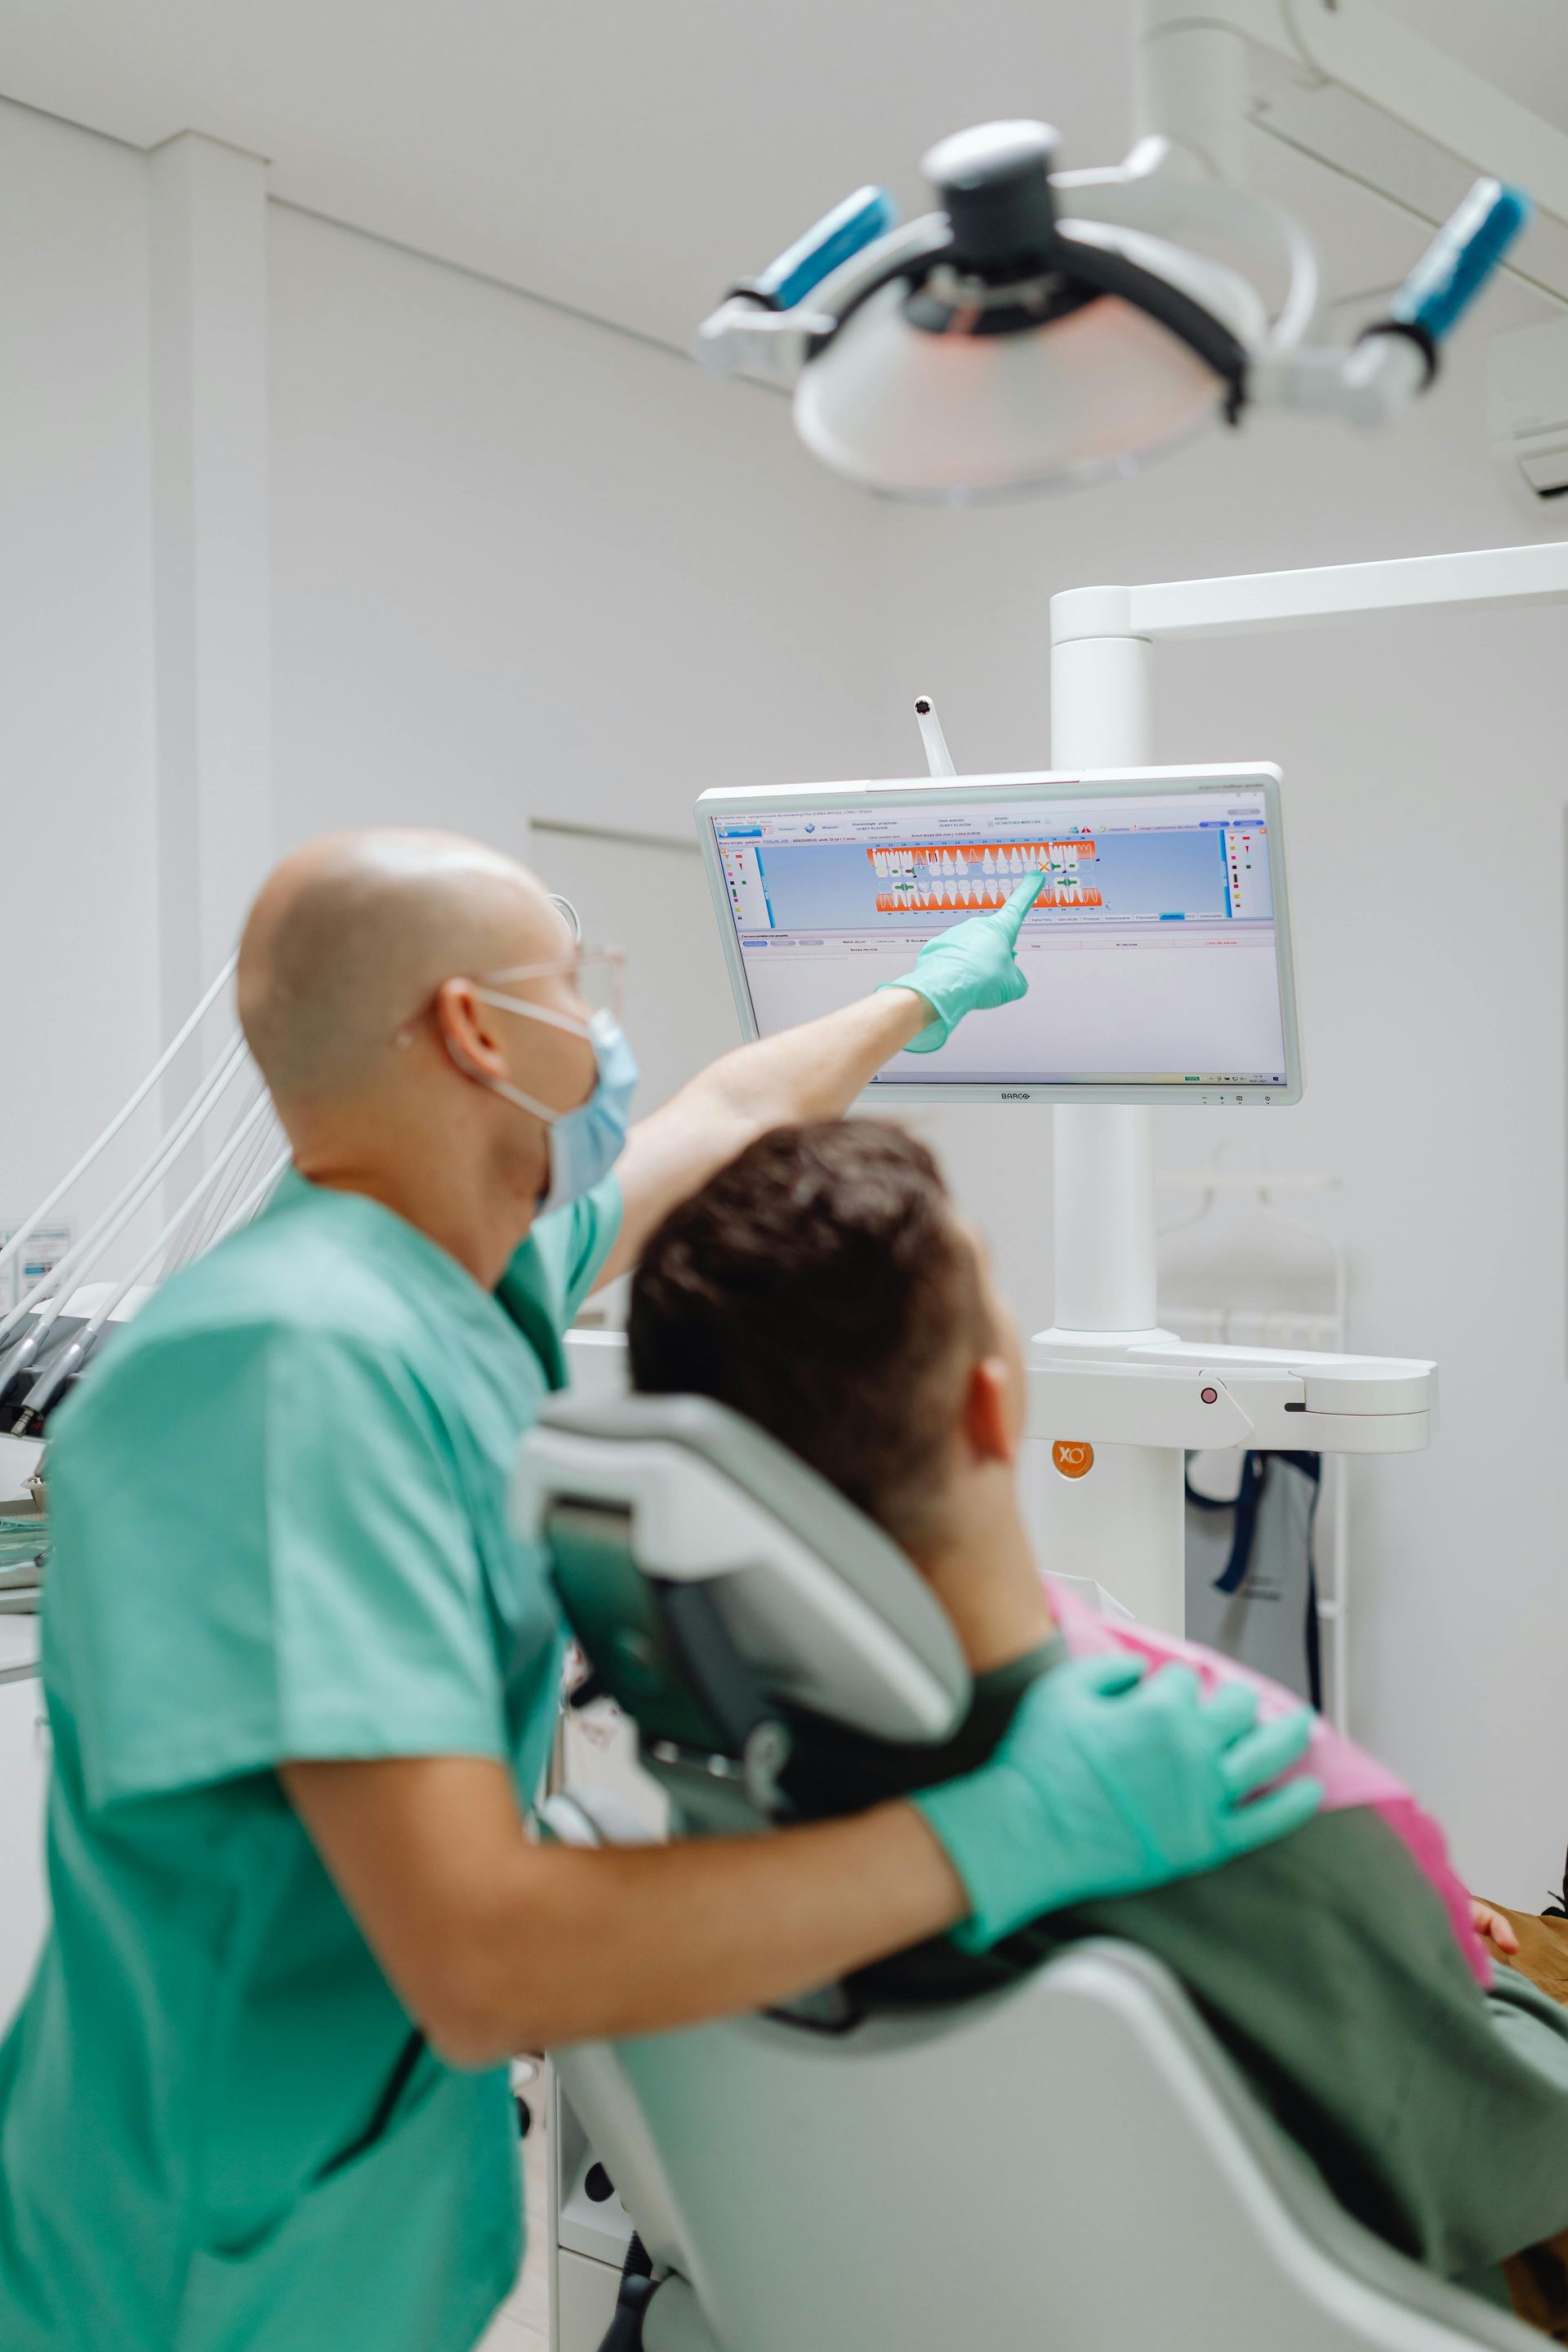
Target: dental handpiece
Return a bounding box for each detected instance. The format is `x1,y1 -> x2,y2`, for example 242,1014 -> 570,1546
0,1038 -> 249,1401
14,1094 -> 275,1429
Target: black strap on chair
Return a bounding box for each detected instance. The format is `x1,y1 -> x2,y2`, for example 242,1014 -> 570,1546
1545,1848 -> 1568,1919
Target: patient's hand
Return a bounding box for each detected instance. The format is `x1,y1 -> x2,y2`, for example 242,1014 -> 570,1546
1471,1898 -> 1521,1955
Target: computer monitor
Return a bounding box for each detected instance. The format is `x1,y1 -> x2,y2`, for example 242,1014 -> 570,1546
697,766 -> 1301,1105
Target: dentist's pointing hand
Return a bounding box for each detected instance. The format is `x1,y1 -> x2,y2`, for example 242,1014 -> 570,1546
878,870 -> 1045,1054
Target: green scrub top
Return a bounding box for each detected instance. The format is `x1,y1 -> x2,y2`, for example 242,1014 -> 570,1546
0,1167 -> 621,2352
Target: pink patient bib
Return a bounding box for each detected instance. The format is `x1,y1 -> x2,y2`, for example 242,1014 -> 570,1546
1045,1577 -> 1491,1987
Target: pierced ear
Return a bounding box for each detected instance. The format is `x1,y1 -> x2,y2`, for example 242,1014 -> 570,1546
962,1357 -> 1018,1467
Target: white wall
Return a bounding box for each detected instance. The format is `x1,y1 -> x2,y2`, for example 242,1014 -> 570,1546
0,101 -> 162,2016
875,306 -> 1568,1904
1,124 -> 887,1244
267,203 -> 884,857
0,104 -> 161,1233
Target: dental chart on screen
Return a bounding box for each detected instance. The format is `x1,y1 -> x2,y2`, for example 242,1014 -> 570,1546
697,769 -> 1301,1105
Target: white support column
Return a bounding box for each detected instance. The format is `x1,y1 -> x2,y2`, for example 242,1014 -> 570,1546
1047,627 -> 1158,1336
1025,620 -> 1187,1633
148,132 -> 272,1130
1052,1111 -> 1157,1333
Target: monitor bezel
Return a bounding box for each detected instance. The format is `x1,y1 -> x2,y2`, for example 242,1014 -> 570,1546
695,764 -> 1303,1107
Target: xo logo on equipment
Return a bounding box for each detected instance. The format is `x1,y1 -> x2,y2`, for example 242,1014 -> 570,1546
1052,1440 -> 1094,1481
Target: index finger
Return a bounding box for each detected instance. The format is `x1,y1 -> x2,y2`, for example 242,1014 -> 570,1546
1225,1773 -> 1321,1854
993,870 -> 1045,947
1218,1704 -> 1315,1802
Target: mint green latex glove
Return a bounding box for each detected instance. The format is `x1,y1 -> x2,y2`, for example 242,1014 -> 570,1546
878,868 -> 1045,1053
912,1655 -> 1321,1953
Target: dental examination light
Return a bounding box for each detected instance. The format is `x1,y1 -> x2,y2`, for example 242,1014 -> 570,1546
697,122 -> 1527,501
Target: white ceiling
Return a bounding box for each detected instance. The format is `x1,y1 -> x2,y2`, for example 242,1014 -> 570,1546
2,0 -> 1566,346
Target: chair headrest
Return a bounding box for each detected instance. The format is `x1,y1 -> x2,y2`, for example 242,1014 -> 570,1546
514,1392 -> 969,1746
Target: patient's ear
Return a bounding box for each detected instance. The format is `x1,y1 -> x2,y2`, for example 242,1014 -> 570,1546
961,1357 -> 1018,1468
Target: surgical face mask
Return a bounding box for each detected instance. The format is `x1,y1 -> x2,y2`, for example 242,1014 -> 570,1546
463,956 -> 638,1212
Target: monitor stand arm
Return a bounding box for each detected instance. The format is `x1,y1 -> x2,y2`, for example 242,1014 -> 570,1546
1025,541 -> 1568,1633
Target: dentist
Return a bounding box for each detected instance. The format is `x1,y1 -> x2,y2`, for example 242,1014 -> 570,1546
0,829 -> 1316,2352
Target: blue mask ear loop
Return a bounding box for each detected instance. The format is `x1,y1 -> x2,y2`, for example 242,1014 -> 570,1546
462,987 -> 597,1122
440,981 -> 639,1215
439,1031 -> 557,1211
442,1023 -> 564,1128
439,990 -> 575,1213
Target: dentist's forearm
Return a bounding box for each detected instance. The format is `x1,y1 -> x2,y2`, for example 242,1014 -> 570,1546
283,1754 -> 966,2063
599,987 -> 929,1281
694,986 -> 930,1125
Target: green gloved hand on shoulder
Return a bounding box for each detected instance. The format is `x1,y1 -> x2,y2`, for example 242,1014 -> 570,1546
912,1654 -> 1321,1953
877,869 -> 1045,1053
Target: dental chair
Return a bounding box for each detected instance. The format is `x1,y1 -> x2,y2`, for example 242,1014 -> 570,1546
515,1393 -> 1535,2352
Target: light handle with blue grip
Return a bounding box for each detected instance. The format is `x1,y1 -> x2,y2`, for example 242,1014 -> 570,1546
737,185 -> 899,312
1390,177 -> 1530,343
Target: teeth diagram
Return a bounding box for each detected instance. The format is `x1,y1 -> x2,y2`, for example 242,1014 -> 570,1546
867,840 -> 1101,914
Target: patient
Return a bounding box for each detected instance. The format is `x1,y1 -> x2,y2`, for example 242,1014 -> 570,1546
627,1119 -> 1568,2320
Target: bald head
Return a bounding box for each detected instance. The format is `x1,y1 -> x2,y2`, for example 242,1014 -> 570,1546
238,830 -> 568,1107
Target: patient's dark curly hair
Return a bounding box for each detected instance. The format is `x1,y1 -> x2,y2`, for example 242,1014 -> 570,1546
627,1120 -> 988,1549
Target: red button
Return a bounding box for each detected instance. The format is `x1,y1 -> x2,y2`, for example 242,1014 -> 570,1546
1200,1386 -> 1218,1404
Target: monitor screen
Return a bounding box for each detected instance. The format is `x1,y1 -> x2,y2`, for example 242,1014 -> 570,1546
699,770 -> 1299,1105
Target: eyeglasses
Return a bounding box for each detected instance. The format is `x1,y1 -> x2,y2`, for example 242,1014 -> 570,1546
481,946 -> 626,1022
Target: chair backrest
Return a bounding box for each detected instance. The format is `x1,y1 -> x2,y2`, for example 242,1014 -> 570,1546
558,1940 -> 1532,2352
514,1391 -> 969,1829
